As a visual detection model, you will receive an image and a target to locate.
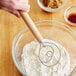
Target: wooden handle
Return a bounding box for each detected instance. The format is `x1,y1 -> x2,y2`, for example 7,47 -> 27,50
20,12 -> 43,42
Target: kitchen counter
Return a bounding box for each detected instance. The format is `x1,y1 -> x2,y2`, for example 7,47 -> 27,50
0,0 -> 76,76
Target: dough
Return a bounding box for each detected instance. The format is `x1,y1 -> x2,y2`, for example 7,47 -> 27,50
21,39 -> 70,76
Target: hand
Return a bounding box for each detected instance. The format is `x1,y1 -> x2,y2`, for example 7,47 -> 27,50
0,0 -> 30,17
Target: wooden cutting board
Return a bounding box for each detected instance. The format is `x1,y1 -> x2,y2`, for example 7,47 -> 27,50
0,0 -> 76,76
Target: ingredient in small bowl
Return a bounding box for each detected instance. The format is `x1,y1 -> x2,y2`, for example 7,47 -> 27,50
64,6 -> 76,26
21,39 -> 70,76
41,0 -> 64,9
68,13 -> 76,23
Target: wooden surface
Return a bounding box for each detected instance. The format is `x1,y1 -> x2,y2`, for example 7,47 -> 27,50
0,0 -> 76,76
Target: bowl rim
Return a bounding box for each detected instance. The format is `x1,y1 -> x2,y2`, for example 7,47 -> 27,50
64,6 -> 76,26
12,20 -> 75,75
37,0 -> 67,12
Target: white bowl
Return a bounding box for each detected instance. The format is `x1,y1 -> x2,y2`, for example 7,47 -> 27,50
64,6 -> 76,26
37,0 -> 67,12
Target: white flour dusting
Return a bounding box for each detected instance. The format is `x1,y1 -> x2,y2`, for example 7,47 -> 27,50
21,39 -> 70,76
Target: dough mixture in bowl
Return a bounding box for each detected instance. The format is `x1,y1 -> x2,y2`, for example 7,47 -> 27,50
21,39 -> 70,76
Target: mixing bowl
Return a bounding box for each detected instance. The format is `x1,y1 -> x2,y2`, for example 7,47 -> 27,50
12,20 -> 76,76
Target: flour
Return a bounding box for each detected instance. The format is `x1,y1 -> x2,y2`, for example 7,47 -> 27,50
21,39 -> 70,76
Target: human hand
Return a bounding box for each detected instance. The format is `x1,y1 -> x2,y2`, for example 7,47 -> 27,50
0,0 -> 30,17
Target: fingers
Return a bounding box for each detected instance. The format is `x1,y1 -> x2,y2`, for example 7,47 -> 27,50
11,10 -> 20,17
0,0 -> 30,17
13,4 -> 30,12
1,7 -> 20,17
11,0 -> 30,12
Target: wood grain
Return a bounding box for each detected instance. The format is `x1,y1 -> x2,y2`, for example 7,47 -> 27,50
0,0 -> 76,76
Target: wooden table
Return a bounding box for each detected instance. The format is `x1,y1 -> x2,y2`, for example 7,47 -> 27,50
0,0 -> 76,76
